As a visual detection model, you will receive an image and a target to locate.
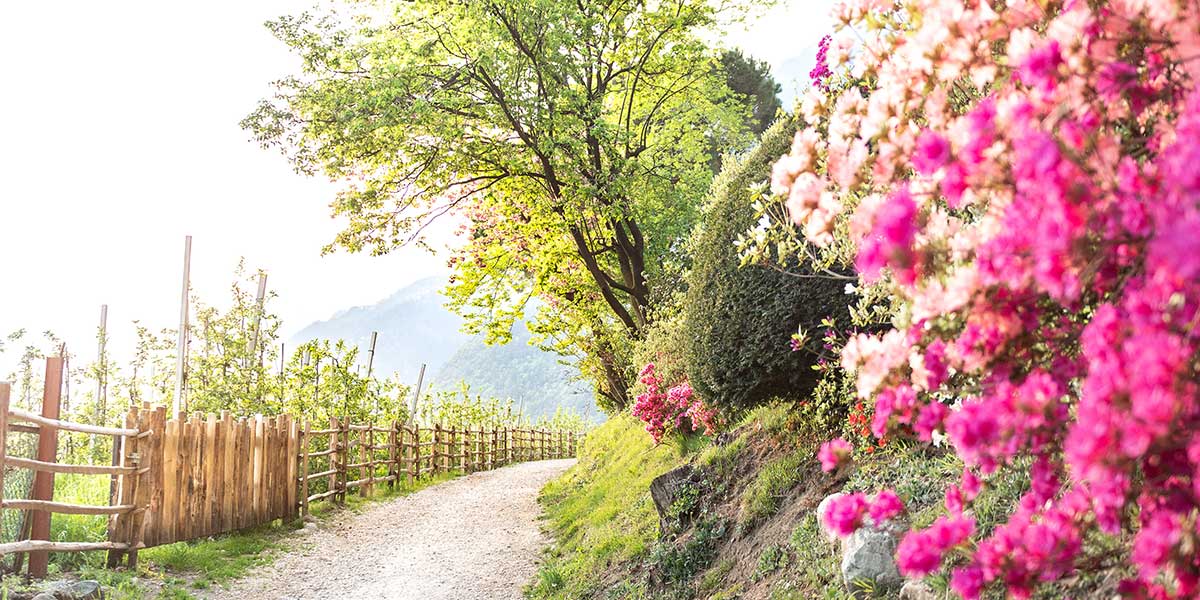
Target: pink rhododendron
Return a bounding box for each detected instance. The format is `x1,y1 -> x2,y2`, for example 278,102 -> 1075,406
818,438 -> 853,472
631,363 -> 718,444
822,492 -> 867,537
770,0 -> 1200,595
868,489 -> 904,525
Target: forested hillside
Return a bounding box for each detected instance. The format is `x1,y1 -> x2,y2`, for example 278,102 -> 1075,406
292,277 -> 596,421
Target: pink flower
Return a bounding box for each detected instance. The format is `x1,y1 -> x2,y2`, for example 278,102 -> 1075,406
913,130 -> 951,175
868,489 -> 905,524
855,187 -> 918,285
818,438 -> 853,472
822,492 -> 868,537
896,515 -> 975,576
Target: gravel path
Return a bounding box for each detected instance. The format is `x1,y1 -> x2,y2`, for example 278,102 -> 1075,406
214,459 -> 575,600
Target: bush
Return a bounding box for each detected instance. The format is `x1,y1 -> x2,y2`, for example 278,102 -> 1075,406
683,117 -> 849,411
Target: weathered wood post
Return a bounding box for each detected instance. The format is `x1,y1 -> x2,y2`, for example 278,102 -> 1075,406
300,421 -> 311,517
126,405 -> 161,569
387,420 -> 398,489
412,422 -> 421,482
0,383 -> 9,520
338,418 -> 349,504
490,429 -> 498,470
432,423 -> 442,475
360,424 -> 370,498
30,356 -> 63,577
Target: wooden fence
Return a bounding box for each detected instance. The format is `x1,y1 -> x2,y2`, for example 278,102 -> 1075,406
295,420 -> 578,516
0,373 -> 581,575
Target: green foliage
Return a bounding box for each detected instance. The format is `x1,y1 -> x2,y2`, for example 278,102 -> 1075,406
245,0 -> 767,411
683,117 -> 851,412
720,49 -> 783,136
650,516 -> 727,589
754,544 -> 791,581
739,445 -> 814,524
778,513 -> 850,599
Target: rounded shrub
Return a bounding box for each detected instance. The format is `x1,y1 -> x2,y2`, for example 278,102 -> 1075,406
683,117 -> 849,411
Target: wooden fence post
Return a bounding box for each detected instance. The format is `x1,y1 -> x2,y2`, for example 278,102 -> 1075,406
436,424 -> 446,475
387,420 -> 398,489
0,383 -> 8,523
300,421 -> 310,517
30,356 -> 63,577
490,429 -> 497,470
412,423 -> 421,483
337,418 -> 349,504
359,424 -> 370,498
327,417 -> 339,504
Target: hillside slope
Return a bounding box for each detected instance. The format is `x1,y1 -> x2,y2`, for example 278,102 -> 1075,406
530,407 -> 1127,600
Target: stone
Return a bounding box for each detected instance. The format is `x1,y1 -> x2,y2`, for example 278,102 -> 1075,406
816,492 -> 845,543
899,579 -> 939,600
648,465 -> 703,533
841,527 -> 902,598
32,594 -> 57,600
44,580 -> 102,600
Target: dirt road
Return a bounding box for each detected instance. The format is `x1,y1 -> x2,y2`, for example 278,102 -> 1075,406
214,459 -> 575,600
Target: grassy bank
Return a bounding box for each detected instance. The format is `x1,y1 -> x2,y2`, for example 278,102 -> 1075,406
530,414 -> 697,598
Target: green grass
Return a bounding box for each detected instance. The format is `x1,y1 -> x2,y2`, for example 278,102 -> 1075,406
529,414 -> 701,599
738,445 -> 812,525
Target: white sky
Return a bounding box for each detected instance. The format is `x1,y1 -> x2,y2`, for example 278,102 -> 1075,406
0,0 -> 832,374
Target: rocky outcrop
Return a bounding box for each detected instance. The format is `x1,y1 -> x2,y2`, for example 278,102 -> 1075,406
842,526 -> 903,597
649,465 -> 704,533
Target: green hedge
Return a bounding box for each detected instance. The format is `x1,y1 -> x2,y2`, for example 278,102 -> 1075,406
683,117 -> 849,411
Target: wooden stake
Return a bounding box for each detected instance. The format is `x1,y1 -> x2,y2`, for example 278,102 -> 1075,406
410,364 -> 425,423
173,235 -> 191,415
29,357 -> 63,577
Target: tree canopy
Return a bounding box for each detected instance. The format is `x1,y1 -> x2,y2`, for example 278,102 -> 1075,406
244,0 -> 766,410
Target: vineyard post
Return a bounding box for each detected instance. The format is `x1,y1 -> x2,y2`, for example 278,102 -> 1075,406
173,235 -> 191,414
30,356 -> 63,577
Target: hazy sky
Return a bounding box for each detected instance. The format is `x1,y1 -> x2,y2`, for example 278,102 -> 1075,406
0,0 -> 832,373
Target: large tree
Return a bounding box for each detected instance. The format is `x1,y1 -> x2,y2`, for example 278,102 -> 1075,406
244,0 -> 761,410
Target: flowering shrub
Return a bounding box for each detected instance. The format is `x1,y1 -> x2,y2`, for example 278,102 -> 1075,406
768,0 -> 1200,597
632,363 -> 718,444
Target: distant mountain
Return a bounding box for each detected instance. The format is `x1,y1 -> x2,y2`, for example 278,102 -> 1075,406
436,319 -> 601,422
291,277 -> 466,382
290,277 -> 600,421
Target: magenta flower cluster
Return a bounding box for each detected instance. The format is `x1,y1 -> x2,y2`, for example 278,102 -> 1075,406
808,35 -> 832,90
773,0 -> 1200,596
818,437 -> 853,472
821,488 -> 907,537
631,363 -> 717,444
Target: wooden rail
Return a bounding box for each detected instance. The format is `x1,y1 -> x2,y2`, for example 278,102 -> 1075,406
0,377 -> 153,575
0,371 -> 582,577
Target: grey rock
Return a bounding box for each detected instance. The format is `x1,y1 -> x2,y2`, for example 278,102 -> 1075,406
44,580 -> 102,600
841,527 -> 902,598
899,579 -> 939,600
648,465 -> 703,534
816,492 -> 846,543
32,594 -> 57,600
